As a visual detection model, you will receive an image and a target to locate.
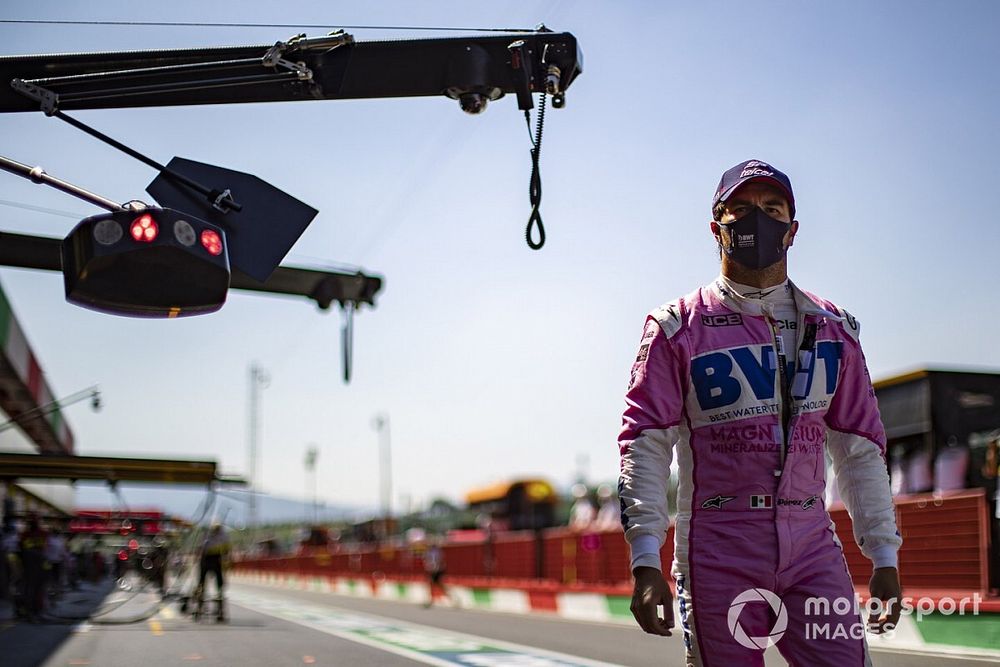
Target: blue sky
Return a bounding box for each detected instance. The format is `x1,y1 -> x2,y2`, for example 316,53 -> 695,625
1,1 -> 998,515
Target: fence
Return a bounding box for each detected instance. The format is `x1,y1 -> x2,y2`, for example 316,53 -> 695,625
235,489 -> 992,595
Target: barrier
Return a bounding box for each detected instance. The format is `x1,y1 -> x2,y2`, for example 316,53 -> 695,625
236,489 -> 993,597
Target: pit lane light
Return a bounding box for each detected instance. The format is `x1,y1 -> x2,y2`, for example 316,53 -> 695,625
129,213 -> 158,242
63,207 -> 231,317
201,229 -> 223,256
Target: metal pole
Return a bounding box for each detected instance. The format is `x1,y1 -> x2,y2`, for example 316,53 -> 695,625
0,154 -> 124,212
305,444 -> 318,524
247,363 -> 269,528
373,414 -> 392,522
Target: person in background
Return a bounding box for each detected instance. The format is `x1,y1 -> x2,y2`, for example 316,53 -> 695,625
197,521 -> 231,620
44,525 -> 67,597
568,483 -> 596,531
594,484 -> 622,531
19,514 -> 47,622
423,539 -> 452,608
0,521 -> 13,603
983,437 -> 999,595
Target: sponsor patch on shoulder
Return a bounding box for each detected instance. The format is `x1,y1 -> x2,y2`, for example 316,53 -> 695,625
701,313 -> 743,327
636,343 -> 650,363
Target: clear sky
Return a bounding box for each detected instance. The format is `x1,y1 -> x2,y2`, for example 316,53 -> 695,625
1,1 -> 998,516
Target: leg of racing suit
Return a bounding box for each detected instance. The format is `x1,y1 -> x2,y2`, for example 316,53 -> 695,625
773,520 -> 871,667
673,514 -> 871,667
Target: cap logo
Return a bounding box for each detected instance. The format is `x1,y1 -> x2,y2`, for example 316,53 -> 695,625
740,167 -> 775,179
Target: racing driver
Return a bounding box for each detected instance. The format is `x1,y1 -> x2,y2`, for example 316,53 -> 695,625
618,159 -> 902,666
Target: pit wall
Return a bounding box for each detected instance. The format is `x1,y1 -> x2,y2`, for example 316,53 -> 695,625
236,490 -> 992,592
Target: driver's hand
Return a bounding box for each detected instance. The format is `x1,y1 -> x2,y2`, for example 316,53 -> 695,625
631,566 -> 674,636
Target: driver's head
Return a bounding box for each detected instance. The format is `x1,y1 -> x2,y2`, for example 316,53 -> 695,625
710,160 -> 798,263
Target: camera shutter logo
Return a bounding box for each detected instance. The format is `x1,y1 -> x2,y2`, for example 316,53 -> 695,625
728,588 -> 788,650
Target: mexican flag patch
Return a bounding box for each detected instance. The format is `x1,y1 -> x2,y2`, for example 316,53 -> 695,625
750,495 -> 772,509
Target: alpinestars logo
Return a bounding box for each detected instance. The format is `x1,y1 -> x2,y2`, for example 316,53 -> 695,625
701,495 -> 736,510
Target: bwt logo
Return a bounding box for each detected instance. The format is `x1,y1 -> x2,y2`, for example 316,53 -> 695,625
728,588 -> 787,650
691,343 -> 843,411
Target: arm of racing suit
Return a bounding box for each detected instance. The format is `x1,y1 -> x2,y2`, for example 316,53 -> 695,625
824,315 -> 902,569
618,314 -> 684,572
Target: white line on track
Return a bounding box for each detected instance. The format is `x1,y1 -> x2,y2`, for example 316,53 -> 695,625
229,588 -> 628,667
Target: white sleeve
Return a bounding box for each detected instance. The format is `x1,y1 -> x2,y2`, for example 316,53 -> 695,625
824,314 -> 901,569
827,430 -> 902,568
618,310 -> 685,573
620,426 -> 677,571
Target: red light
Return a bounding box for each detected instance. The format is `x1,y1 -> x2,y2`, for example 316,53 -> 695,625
130,214 -> 158,243
118,549 -> 129,561
201,229 -> 223,256
128,539 -> 139,550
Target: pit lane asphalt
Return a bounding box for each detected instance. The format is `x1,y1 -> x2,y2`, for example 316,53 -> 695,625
2,580 -> 997,666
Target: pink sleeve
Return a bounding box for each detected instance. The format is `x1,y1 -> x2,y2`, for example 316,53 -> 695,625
619,317 -> 686,455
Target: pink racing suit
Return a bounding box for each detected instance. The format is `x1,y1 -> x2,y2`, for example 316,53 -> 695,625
618,277 -> 901,667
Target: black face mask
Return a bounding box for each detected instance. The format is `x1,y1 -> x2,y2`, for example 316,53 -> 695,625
719,208 -> 791,270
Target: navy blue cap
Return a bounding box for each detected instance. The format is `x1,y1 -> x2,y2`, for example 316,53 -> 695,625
712,159 -> 795,219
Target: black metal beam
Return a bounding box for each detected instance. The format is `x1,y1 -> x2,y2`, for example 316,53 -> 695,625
0,32 -> 581,113
0,451 -> 233,484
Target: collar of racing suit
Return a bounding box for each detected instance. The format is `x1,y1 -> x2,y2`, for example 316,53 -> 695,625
711,274 -> 843,321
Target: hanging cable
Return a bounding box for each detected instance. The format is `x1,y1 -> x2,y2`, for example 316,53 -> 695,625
0,198 -> 85,219
524,92 -> 547,249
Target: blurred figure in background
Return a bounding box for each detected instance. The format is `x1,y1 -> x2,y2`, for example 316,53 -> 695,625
19,514 -> 47,622
423,539 -> 453,608
568,484 -> 596,531
984,437 -> 999,595
0,521 -> 14,603
594,484 -> 621,532
197,521 -> 231,621
44,525 -> 67,597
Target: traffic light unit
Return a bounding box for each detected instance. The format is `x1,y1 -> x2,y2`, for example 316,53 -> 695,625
62,207 -> 231,318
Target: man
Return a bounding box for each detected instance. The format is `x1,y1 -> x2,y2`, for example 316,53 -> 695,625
18,514 -> 48,622
197,521 -> 231,621
423,539 -> 453,608
984,437 -> 999,594
618,160 -> 902,666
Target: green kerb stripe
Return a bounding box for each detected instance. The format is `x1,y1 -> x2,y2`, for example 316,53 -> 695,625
606,595 -> 632,619
916,612 -> 1000,651
472,588 -> 492,607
